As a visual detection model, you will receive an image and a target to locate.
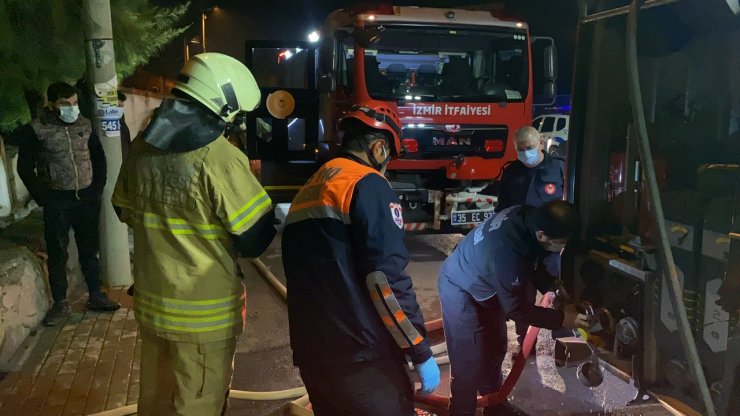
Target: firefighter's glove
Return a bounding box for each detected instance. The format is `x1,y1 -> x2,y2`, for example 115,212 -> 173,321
415,356 -> 440,396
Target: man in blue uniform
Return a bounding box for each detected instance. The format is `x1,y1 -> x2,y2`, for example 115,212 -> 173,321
496,126 -> 564,212
439,200 -> 591,416
282,100 -> 440,416
496,126 -> 566,348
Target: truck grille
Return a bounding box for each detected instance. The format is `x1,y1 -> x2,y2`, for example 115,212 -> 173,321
401,125 -> 508,159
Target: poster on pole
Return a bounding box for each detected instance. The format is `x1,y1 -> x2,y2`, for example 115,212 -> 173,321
94,78 -> 122,138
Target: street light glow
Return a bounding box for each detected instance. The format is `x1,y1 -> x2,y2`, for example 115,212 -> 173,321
308,30 -> 320,43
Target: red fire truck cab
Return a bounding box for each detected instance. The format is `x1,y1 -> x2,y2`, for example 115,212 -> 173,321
245,5 -> 557,232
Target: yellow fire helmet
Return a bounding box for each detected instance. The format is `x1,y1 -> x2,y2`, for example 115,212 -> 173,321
173,52 -> 261,122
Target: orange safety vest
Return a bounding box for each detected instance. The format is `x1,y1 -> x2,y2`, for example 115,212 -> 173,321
286,157 -> 382,226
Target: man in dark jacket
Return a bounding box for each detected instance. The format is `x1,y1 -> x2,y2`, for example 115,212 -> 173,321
18,82 -> 120,326
282,100 -> 440,416
496,126 -> 564,213
439,201 -> 591,416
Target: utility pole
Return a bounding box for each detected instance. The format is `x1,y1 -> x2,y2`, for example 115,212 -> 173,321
82,0 -> 132,287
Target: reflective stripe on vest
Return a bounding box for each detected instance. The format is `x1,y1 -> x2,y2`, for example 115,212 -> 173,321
130,210 -> 228,240
134,288 -> 244,333
286,158 -> 381,226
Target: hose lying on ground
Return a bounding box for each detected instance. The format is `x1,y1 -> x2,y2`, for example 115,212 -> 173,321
88,258 -> 449,416
87,259 -> 449,416
252,258 -> 451,358
87,388 -> 309,416
228,387 -> 307,401
86,260 -> 306,416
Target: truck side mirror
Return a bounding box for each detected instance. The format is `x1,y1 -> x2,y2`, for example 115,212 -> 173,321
544,44 -> 558,81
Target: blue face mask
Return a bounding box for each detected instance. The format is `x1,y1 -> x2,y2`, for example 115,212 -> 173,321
517,148 -> 540,166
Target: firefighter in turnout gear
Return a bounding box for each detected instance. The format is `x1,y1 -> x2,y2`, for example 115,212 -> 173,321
282,100 -> 440,416
112,53 -> 276,416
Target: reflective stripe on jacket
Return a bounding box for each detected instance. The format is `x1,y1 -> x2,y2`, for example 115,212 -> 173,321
112,136 -> 271,343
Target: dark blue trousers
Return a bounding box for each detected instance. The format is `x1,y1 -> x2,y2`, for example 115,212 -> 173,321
43,198 -> 103,303
439,273 -> 508,416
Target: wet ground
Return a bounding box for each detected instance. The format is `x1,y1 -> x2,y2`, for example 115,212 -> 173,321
230,233 -> 671,416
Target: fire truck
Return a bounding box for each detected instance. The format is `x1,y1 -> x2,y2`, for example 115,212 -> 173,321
244,4 -> 557,232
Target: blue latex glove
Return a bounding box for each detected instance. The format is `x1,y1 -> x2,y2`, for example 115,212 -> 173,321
415,356 -> 440,396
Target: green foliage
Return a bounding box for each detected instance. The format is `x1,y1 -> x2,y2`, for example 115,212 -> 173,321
0,0 -> 188,132
112,0 -> 190,78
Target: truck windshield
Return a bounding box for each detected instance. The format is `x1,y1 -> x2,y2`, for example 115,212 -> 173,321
340,25 -> 529,103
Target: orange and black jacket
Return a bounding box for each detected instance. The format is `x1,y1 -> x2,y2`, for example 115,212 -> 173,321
282,154 -> 432,367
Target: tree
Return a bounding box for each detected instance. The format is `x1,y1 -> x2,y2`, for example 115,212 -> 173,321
0,0 -> 188,132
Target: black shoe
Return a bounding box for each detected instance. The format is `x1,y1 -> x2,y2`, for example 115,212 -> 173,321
86,293 -> 121,311
43,301 -> 71,326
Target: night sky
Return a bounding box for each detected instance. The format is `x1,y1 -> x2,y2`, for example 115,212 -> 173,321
143,0 -> 579,92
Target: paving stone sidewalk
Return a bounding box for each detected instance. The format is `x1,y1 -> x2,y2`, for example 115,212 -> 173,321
0,287 -> 140,416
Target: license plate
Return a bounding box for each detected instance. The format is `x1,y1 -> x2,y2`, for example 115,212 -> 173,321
451,209 -> 494,225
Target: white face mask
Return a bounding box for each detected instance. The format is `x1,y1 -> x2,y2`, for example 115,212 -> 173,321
58,105 -> 80,123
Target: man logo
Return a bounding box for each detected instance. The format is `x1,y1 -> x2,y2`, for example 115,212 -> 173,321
432,137 -> 472,146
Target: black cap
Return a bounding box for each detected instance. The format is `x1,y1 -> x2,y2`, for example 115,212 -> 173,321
530,200 -> 579,239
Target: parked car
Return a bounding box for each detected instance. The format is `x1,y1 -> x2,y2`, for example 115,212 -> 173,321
532,114 -> 569,157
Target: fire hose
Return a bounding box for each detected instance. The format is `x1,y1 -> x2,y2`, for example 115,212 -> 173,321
87,388 -> 308,416
85,259 -> 309,416
89,258 -> 550,416
413,292 -> 555,412
253,258 -> 557,414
